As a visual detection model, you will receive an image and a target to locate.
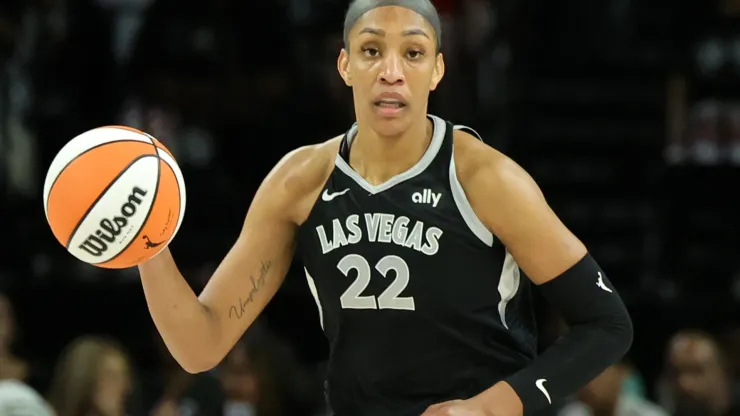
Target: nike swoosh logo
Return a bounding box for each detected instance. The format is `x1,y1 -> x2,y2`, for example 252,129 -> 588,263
535,379 -> 551,404
321,188 -> 350,202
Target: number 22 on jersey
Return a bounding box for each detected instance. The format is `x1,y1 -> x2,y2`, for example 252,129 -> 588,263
338,254 -> 415,311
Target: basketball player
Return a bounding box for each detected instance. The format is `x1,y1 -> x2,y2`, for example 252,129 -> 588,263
137,1 -> 633,415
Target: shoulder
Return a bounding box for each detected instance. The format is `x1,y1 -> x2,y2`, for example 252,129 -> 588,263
450,128 -> 552,239
265,135 -> 342,225
451,128 -> 542,206
274,136 -> 341,194
450,127 -> 587,282
0,380 -> 49,410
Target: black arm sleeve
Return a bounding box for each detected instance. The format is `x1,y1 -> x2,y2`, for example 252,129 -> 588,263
504,253 -> 633,414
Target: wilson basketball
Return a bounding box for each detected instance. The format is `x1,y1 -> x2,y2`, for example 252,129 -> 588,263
43,126 -> 186,269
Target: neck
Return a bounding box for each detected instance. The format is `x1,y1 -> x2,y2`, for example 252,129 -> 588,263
350,115 -> 433,185
711,388 -> 731,416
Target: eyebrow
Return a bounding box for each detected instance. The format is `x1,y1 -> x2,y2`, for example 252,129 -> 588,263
358,27 -> 430,39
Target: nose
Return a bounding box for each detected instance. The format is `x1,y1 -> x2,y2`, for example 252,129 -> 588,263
379,53 -> 405,85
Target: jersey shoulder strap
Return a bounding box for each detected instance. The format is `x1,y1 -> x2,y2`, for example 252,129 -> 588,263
338,123 -> 357,161
448,121 -> 494,247
453,124 -> 483,141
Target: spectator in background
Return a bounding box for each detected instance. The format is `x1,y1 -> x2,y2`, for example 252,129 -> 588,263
543,309 -> 664,416
47,336 -> 133,416
0,380 -> 54,416
559,360 -> 667,416
142,330 -> 224,416
657,330 -> 740,416
219,338 -> 259,416
0,292 -> 29,383
665,0 -> 740,165
219,327 -> 324,416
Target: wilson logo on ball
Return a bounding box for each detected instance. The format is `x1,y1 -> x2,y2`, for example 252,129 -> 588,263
78,186 -> 149,257
45,126 -> 186,268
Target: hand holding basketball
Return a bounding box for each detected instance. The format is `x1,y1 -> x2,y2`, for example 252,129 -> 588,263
43,126 -> 187,269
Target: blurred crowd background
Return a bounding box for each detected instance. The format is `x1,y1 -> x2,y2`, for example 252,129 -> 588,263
1,0 -> 740,415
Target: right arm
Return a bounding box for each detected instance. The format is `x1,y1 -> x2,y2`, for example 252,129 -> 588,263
138,145 -> 329,373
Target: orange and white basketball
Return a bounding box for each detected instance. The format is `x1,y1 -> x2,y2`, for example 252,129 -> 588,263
43,126 -> 186,269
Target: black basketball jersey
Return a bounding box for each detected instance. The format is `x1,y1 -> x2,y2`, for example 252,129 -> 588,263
297,115 -> 537,416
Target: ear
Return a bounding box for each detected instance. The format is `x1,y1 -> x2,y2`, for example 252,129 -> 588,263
430,53 -> 445,91
337,48 -> 352,86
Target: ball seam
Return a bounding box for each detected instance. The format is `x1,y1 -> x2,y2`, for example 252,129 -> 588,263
94,137 -> 163,266
45,139 -> 152,218
64,154 -> 158,248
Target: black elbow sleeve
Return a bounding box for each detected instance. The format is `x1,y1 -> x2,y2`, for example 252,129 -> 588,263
539,253 -> 633,343
505,253 -> 633,414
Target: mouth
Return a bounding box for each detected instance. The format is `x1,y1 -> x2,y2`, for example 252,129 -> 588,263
373,99 -> 407,109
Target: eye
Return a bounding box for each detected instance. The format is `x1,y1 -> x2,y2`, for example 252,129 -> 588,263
407,50 -> 424,60
361,47 -> 379,57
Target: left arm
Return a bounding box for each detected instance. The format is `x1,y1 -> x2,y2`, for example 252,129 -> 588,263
430,134 -> 633,415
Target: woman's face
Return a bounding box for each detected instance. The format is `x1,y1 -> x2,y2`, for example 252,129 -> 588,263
220,344 -> 258,402
93,351 -> 132,416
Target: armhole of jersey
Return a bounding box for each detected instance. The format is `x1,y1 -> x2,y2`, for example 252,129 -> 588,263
299,140 -> 342,229
304,267 -> 325,331
449,148 -> 494,247
453,126 -> 521,327
453,124 -> 483,141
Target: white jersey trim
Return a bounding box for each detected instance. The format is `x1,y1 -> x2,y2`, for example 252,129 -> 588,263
334,115 -> 447,194
449,125 -> 494,247
497,250 -> 521,329
304,268 -> 325,330
452,125 -> 521,328
452,124 -> 483,141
